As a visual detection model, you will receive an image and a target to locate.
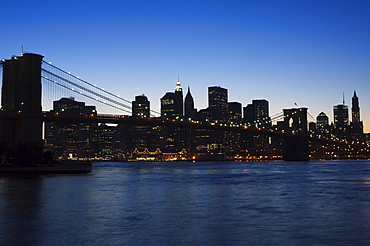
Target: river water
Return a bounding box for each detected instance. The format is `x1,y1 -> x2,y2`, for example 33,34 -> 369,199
1,160 -> 370,245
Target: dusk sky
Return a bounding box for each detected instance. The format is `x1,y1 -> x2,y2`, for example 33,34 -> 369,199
2,1 -> 370,131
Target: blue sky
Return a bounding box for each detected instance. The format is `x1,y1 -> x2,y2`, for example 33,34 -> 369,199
2,0 -> 370,131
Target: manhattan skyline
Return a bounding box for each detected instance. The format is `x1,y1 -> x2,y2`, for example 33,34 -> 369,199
1,0 -> 370,131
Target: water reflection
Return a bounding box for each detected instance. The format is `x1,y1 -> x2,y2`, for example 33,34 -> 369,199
1,161 -> 370,245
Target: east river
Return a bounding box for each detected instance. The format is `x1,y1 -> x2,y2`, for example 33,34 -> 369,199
1,160 -> 370,245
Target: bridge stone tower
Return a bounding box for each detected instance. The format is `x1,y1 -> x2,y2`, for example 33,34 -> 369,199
282,107 -> 309,161
0,53 -> 44,156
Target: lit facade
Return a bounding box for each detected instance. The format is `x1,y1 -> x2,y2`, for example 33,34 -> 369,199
132,95 -> 150,117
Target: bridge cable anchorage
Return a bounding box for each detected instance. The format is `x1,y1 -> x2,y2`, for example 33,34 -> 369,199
42,75 -> 131,114
42,61 -> 161,116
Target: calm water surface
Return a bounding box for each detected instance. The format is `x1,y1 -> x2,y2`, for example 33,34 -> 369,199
1,160 -> 370,245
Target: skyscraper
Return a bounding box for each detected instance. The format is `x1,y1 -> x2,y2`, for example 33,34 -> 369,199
243,99 -> 271,128
161,79 -> 183,119
132,94 -> 150,117
228,102 -> 242,125
352,91 -> 360,124
350,91 -> 364,142
316,112 -> 329,128
208,86 -> 228,122
184,87 -> 196,119
333,104 -> 349,128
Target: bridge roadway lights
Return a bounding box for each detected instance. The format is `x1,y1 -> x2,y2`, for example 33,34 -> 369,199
283,135 -> 310,161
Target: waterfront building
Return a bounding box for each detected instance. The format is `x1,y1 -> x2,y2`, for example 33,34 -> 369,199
333,102 -> 349,141
316,112 -> 331,138
132,95 -> 150,117
243,99 -> 271,128
333,104 -> 349,128
44,98 -> 97,159
208,86 -> 228,123
184,87 -> 197,120
159,79 -> 186,152
228,102 -> 242,125
350,91 -> 364,142
161,79 -> 183,119
93,123 -> 116,159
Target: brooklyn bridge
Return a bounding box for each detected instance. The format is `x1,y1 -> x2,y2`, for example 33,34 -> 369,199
0,53 -> 368,163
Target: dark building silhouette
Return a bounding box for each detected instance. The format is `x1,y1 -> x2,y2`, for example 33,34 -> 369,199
317,112 -> 329,127
131,94 -> 152,150
333,102 -> 349,141
161,79 -> 183,119
333,104 -> 349,128
316,112 -> 331,137
352,91 -> 360,124
208,86 -> 228,123
350,91 -> 364,142
0,53 -> 43,151
243,104 -> 254,126
132,95 -> 150,117
243,99 -> 271,128
159,80 -> 186,152
228,102 -> 242,125
184,87 -> 196,119
44,98 -> 97,159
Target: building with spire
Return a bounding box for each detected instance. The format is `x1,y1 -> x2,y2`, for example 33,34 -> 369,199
352,91 -> 360,124
184,87 -> 196,119
161,78 -> 183,119
350,91 -> 364,142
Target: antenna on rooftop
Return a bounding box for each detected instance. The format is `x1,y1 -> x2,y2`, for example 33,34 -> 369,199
343,92 -> 345,105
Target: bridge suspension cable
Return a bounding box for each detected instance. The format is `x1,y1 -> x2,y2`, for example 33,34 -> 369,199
41,61 -> 160,116
307,111 -> 316,122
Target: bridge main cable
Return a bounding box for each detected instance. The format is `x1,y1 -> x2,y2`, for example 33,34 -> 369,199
42,76 -> 132,114
42,61 -> 161,116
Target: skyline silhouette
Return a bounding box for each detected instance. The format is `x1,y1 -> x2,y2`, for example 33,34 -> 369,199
2,0 -> 370,130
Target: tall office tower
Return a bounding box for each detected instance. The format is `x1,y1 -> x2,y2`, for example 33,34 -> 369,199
243,99 -> 271,128
132,95 -> 150,117
0,53 -> 43,150
253,99 -> 270,128
352,91 -> 360,124
161,79 -> 183,119
316,112 -> 329,128
228,102 -> 242,125
333,100 -> 349,141
243,104 -> 254,125
174,79 -> 184,117
350,91 -> 364,142
44,98 -> 97,159
316,112 -> 331,137
333,104 -> 349,128
184,87 -> 196,119
131,95 -> 151,150
208,86 -> 228,122
159,80 -> 186,152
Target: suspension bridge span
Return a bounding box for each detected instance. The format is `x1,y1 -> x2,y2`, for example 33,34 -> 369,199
0,53 -> 368,161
